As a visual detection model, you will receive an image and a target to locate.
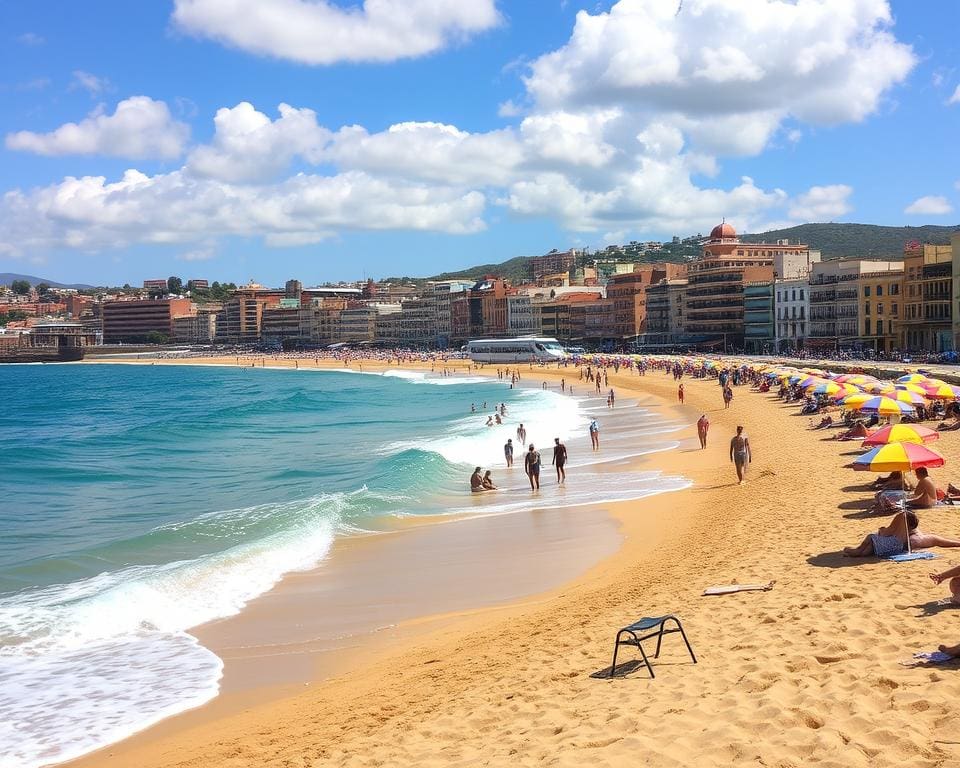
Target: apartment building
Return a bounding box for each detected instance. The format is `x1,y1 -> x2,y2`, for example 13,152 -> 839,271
774,279 -> 809,351
536,292 -> 603,341
172,307 -> 218,343
215,284 -> 285,344
807,259 -> 902,353
901,242 -> 953,352
605,264 -> 686,341
102,298 -> 193,343
685,222 -> 814,348
743,282 -> 774,353
530,249 -> 578,282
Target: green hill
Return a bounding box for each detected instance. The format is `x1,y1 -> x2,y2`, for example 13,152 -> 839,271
740,223 -> 958,259
384,223 -> 959,284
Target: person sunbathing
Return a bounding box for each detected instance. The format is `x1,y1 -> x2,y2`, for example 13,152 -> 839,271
836,421 -> 872,440
872,470 -> 913,492
843,510 -> 960,557
811,415 -> 834,430
937,418 -> 960,432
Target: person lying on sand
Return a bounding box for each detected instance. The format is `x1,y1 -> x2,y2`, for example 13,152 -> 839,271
843,510 -> 960,557
872,471 -> 913,492
811,415 -> 834,430
836,420 -> 873,440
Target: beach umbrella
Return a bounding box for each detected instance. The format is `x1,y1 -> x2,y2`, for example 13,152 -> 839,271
924,384 -> 960,400
847,396 -> 915,415
886,390 -> 927,406
840,392 -> 874,408
896,383 -> 930,395
808,381 -> 841,395
867,382 -> 894,394
898,374 -> 930,384
851,442 -> 945,555
862,424 -> 940,447
852,442 -> 944,472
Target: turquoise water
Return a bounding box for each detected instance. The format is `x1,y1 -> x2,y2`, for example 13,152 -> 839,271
0,363 -> 588,768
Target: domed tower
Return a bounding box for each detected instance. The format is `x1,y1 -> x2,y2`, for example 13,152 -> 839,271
709,221 -> 738,242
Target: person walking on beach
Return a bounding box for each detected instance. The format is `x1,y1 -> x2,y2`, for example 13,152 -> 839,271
723,384 -> 733,409
517,423 -> 527,445
678,383 -> 684,404
524,444 -> 541,490
729,426 -> 750,485
552,438 -> 567,484
504,438 -> 514,468
589,418 -> 600,451
697,414 -> 710,449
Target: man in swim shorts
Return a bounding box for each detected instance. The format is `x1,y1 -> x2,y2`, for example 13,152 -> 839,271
729,425 -> 750,485
552,437 -> 567,484
524,444 -> 541,491
504,438 -> 514,467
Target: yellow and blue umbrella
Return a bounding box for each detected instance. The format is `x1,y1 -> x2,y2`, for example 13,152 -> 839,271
847,396 -> 915,415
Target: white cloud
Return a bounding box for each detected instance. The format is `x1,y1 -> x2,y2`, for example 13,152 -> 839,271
524,0 -> 915,155
787,184 -> 853,221
70,70 -> 109,96
177,244 -> 216,261
0,169 -> 486,255
904,196 -> 953,216
171,0 -> 501,65
18,32 -> 44,46
186,102 -> 330,182
497,99 -> 523,118
5,97 -> 190,159
948,85 -> 960,105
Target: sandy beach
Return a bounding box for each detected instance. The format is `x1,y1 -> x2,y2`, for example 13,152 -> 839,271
69,357 -> 960,768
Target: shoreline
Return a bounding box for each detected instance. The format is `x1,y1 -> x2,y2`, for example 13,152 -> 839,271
57,357 -> 692,768
62,356 -> 960,767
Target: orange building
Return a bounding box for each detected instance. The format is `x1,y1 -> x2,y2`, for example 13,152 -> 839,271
102,298 -> 193,343
686,223 -> 812,349
604,263 -> 687,340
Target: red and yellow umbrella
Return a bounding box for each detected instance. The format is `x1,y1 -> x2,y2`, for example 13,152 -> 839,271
847,396 -> 915,415
924,384 -> 960,400
862,424 -> 940,447
851,442 -> 944,472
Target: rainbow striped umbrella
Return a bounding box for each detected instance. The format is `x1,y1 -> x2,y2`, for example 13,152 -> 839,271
898,374 -> 930,384
840,392 -> 874,408
847,396 -> 915,415
808,381 -> 842,395
896,383 -> 930,395
851,442 -> 944,472
924,384 -> 960,400
862,424 -> 940,447
886,389 -> 927,405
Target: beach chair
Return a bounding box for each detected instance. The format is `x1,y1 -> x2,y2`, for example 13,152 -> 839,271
609,615 -> 696,679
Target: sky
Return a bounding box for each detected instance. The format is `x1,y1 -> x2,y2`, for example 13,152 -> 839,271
0,0 -> 958,287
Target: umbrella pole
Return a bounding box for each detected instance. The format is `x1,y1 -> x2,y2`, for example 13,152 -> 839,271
902,473 -> 911,554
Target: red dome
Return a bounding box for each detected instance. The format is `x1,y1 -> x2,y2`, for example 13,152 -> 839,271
710,222 -> 737,240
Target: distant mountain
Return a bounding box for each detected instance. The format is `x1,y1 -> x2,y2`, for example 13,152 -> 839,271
394,222 -> 960,284
0,273 -> 94,290
740,223 -> 959,259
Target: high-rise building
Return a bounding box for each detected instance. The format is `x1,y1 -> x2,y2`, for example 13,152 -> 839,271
530,249 -> 578,282
685,223 -> 814,349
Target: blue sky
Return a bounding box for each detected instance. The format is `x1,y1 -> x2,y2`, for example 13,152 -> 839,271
1,0 -> 958,287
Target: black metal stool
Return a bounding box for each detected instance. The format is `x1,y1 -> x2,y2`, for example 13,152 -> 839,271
609,614 -> 696,678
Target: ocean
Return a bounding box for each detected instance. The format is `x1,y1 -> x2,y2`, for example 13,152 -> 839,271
0,363 -> 687,768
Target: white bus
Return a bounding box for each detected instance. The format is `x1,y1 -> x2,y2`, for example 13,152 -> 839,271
464,337 -> 567,363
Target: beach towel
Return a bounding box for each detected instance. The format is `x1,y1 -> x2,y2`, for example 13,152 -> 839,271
885,551 -> 938,562
899,651 -> 955,667
703,581 -> 775,596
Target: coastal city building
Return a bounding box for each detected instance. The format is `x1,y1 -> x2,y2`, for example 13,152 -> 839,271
774,279 -> 809,352
900,241 -> 953,352
102,298 -> 193,343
